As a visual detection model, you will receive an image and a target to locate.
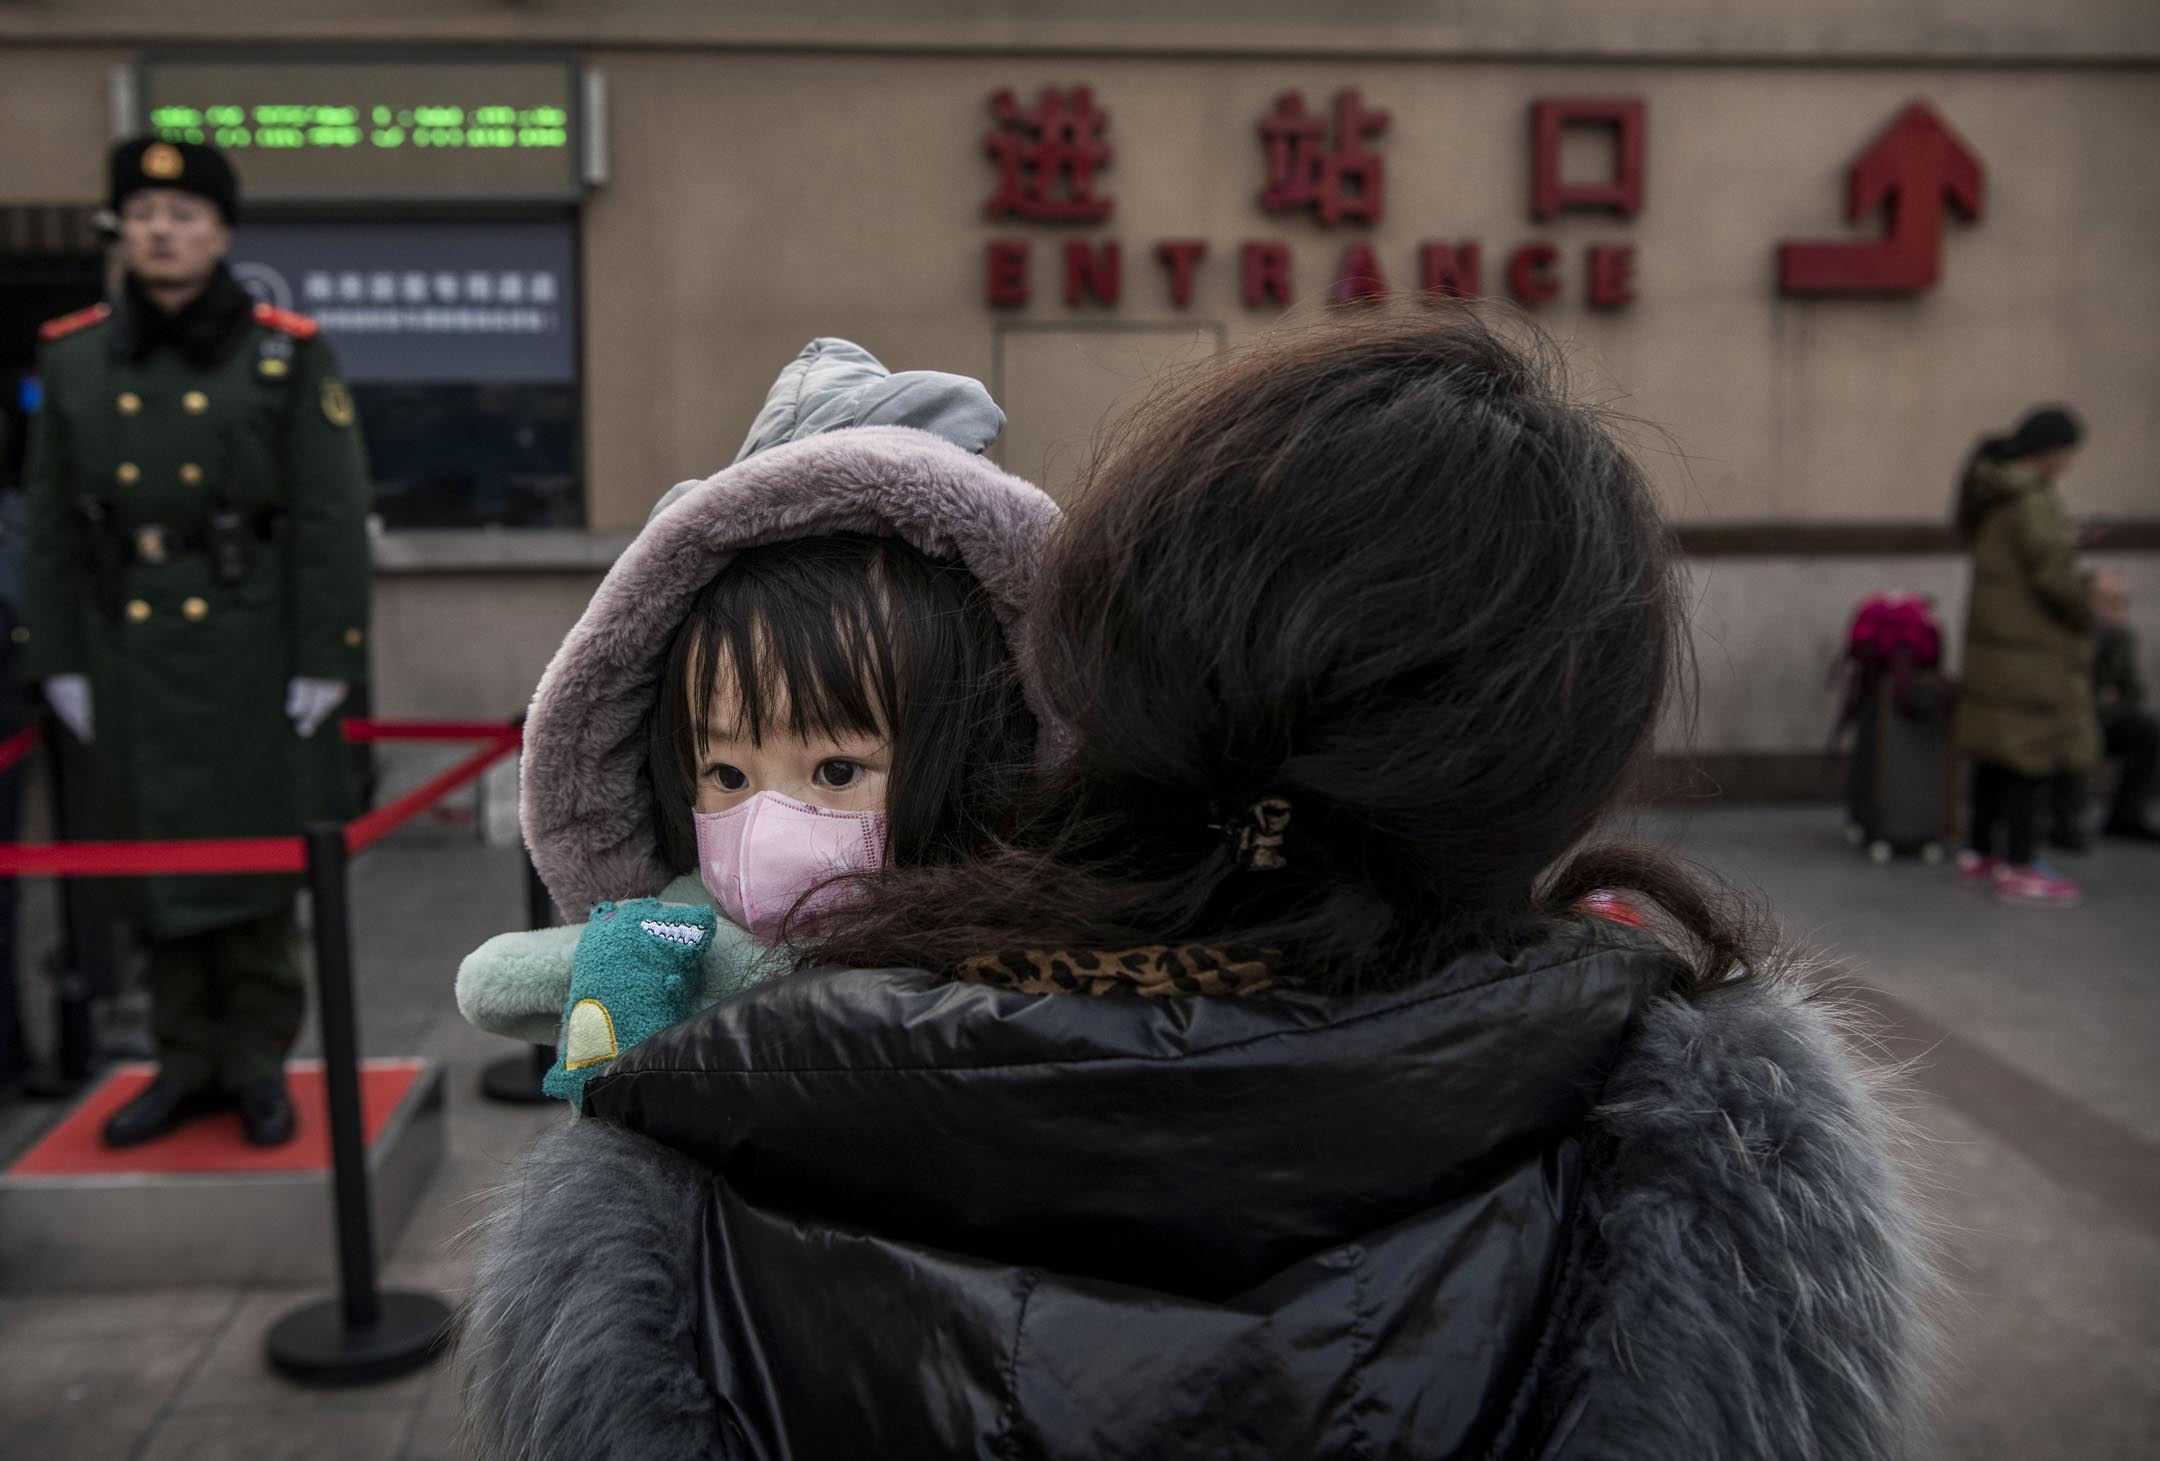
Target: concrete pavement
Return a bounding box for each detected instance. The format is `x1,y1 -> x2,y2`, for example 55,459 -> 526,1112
1633,806 -> 2160,1460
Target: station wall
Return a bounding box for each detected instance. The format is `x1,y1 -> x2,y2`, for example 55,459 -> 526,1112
3,15 -> 2155,779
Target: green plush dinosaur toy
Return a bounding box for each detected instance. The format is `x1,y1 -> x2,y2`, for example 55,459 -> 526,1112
540,897 -> 721,1107
457,873 -> 776,1049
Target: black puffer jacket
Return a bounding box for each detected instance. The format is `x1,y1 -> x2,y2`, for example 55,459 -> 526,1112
463,924 -> 1929,1460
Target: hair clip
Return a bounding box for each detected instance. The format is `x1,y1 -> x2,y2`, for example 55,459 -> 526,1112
1229,796 -> 1293,872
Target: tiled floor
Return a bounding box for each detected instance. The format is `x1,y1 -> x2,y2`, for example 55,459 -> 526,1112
1,808 -> 2155,1458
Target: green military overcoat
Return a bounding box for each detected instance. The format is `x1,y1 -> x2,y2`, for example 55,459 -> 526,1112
23,272 -> 371,939
1954,454 -> 2101,778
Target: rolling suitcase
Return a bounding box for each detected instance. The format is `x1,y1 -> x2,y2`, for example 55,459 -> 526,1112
1844,669 -> 1956,863
1836,593 -> 1954,864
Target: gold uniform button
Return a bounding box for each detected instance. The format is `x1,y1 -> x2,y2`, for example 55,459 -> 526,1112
117,392 -> 141,415
182,597 -> 209,622
125,599 -> 152,623
179,463 -> 203,486
182,391 -> 208,415
343,627 -> 364,648
9,626 -> 28,645
116,462 -> 140,486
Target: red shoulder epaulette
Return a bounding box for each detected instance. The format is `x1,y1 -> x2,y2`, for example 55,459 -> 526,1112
39,302 -> 111,342
252,302 -> 321,341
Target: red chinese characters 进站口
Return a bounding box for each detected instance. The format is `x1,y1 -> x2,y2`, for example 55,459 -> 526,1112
984,86 -> 1115,223
1257,90 -> 1390,227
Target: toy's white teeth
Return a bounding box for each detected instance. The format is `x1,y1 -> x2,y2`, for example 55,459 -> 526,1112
640,919 -> 707,949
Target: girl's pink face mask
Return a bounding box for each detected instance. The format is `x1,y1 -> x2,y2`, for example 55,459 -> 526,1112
692,791 -> 888,943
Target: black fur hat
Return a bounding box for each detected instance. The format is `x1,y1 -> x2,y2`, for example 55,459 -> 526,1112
109,136 -> 238,224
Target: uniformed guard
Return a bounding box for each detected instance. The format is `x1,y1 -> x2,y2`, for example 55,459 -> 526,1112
22,137 -> 371,1147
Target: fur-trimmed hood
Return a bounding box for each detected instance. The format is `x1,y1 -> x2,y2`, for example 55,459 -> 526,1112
520,345 -> 1057,916
461,944 -> 1930,1460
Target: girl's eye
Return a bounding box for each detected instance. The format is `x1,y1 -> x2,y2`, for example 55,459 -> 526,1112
708,764 -> 748,792
814,759 -> 861,789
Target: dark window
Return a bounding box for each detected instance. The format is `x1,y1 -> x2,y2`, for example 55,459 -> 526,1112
354,381 -> 580,528
230,218 -> 582,529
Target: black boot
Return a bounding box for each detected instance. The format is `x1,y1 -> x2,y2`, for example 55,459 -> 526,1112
236,1077 -> 296,1147
102,1077 -> 231,1148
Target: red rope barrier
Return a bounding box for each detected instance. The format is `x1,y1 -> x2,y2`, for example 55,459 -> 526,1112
0,836 -> 306,877
0,719 -> 522,879
343,720 -> 527,744
0,724 -> 41,777
0,716 -> 522,771
344,731 -> 522,854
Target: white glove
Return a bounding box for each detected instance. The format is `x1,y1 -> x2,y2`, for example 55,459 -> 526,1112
286,677 -> 350,738
43,675 -> 92,742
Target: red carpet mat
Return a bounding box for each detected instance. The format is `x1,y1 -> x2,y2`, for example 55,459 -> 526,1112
7,1060 -> 425,1178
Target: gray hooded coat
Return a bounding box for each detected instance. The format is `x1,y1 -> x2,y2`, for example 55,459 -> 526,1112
453,340 -> 1046,1042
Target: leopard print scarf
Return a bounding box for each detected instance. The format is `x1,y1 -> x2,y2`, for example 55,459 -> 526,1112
955,944 -> 1281,997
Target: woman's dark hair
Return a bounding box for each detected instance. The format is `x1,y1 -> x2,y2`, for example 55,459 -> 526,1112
647,532 -> 1035,875
2007,405 -> 2082,460
805,309 -> 1759,992
1954,403 -> 2084,538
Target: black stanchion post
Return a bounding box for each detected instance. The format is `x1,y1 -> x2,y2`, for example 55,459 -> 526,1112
480,830 -> 558,1105
265,822 -> 449,1384
44,715 -> 109,1087
524,840 -> 553,930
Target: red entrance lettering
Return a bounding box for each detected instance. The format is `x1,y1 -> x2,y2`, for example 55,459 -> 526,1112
1257,90 -> 1390,226
1241,242 -> 1294,308
1587,243 -> 1636,309
1065,240 -> 1122,306
1332,243 -> 1388,304
984,86 -> 1115,223
1419,242 -> 1482,299
1529,98 -> 1646,221
985,240 -> 1031,307
1507,243 -> 1561,305
1156,239 -> 1208,308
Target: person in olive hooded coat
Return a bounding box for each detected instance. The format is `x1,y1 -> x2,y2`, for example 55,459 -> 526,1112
462,316 -> 1928,1461
23,139 -> 370,1145
1952,406 -> 2098,904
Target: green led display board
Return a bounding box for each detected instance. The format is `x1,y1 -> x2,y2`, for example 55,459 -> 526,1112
139,57 -> 580,203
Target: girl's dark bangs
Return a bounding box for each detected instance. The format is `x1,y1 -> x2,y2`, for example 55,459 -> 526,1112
689,541 -> 904,758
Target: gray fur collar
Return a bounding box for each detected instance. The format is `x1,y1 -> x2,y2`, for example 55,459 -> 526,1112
457,965 -> 1930,1460
1537,969 -> 1931,1460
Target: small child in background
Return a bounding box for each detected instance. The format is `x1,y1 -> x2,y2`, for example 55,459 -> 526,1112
455,339 -> 1057,1102
2090,569 -> 2158,842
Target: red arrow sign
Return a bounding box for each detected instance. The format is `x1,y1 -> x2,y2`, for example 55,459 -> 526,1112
1777,102 -> 1985,295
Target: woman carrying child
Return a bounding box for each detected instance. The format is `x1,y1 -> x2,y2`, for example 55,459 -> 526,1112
464,315 -> 1930,1460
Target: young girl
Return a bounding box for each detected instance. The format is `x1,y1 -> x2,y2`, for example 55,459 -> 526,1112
454,338 -> 1056,1099
467,313 -> 1928,1460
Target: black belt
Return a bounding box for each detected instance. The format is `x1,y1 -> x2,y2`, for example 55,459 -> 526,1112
127,509 -> 283,566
